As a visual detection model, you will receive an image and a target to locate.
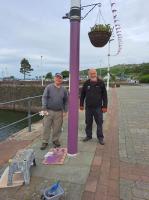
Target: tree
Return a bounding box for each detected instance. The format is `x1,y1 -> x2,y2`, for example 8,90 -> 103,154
10,76 -> 15,80
20,58 -> 33,80
61,70 -> 69,79
139,74 -> 149,83
45,72 -> 52,79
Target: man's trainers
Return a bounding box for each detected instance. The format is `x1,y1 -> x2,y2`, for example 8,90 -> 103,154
53,140 -> 61,148
83,137 -> 92,142
99,139 -> 105,145
40,143 -> 48,150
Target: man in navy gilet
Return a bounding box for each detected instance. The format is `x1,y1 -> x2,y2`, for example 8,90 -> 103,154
80,68 -> 108,145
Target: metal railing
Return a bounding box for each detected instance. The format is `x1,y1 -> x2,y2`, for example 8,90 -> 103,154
0,95 -> 42,132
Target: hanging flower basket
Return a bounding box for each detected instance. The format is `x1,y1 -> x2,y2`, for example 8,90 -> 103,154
88,24 -> 112,47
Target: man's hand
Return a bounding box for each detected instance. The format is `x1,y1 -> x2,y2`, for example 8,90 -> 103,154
102,108 -> 107,113
80,106 -> 84,111
63,112 -> 68,117
39,110 -> 49,116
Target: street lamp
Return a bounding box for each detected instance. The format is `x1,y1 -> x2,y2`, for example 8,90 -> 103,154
99,59 -> 102,76
106,38 -> 114,90
67,0 -> 81,156
64,1 -> 101,156
41,56 -> 44,86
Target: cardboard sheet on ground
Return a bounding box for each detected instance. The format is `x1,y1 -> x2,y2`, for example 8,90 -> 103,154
43,148 -> 67,165
0,167 -> 24,188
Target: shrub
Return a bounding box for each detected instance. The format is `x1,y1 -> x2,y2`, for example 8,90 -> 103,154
90,24 -> 112,33
139,74 -> 149,83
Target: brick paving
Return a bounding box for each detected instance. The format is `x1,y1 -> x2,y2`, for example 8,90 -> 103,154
118,86 -> 149,200
0,86 -> 149,200
0,140 -> 31,166
0,123 -> 41,169
82,88 -> 120,200
82,86 -> 149,200
0,136 -> 37,197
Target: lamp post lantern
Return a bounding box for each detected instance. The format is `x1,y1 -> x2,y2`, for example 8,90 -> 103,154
106,39 -> 114,90
41,56 -> 44,86
67,0 -> 81,156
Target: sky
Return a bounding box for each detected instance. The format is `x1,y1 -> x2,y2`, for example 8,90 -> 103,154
0,0 -> 149,79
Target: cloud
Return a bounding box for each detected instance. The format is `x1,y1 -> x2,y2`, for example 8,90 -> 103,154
0,0 -> 149,78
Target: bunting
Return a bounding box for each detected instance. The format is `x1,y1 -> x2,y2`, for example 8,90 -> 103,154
110,0 -> 123,55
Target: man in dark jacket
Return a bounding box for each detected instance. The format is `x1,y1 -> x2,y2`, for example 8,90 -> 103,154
80,68 -> 108,145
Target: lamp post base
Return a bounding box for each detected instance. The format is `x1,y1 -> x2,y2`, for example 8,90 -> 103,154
67,153 -> 78,157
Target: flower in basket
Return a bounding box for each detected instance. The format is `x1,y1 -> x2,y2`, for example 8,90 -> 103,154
88,24 -> 112,47
90,24 -> 112,34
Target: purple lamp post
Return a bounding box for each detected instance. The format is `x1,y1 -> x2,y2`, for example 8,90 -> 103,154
67,0 -> 81,156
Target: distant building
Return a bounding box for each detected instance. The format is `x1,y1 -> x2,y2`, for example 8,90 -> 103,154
3,76 -> 15,81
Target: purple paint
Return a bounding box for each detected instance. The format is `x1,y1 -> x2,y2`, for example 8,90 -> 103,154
68,21 -> 80,155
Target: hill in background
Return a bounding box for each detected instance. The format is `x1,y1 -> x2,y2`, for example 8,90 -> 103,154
80,63 -> 149,83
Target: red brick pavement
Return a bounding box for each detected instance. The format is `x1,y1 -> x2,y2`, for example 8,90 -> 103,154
0,139 -> 32,166
82,88 -> 120,200
1,88 -> 149,199
81,88 -> 149,200
120,162 -> 149,183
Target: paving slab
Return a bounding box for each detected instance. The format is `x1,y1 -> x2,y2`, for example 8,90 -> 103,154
0,86 -> 149,200
0,108 -> 99,200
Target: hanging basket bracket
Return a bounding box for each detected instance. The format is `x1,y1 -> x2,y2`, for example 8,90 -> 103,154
81,2 -> 101,20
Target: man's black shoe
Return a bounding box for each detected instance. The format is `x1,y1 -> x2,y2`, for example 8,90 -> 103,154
40,143 -> 48,150
99,139 -> 105,145
53,140 -> 61,148
83,137 -> 92,142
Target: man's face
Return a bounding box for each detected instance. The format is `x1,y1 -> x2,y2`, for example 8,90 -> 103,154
54,76 -> 63,86
88,69 -> 97,81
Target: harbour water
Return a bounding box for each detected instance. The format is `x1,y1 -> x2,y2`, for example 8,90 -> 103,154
0,110 -> 41,141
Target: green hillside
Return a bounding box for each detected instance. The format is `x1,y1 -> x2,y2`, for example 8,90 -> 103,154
80,63 -> 149,83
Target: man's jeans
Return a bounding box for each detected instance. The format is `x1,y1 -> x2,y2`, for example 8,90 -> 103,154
85,107 -> 104,140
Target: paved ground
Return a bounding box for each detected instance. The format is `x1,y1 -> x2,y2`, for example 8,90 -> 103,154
0,103 -> 98,200
0,85 -> 149,200
118,86 -> 149,200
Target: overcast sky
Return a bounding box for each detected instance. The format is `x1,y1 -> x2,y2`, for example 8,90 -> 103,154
0,0 -> 149,78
